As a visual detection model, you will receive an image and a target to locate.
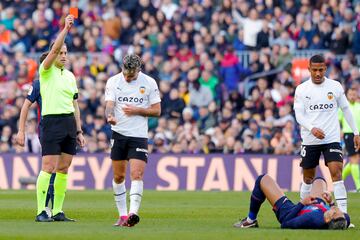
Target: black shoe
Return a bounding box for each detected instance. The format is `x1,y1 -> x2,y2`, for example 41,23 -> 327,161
233,217 -> 259,228
52,212 -> 76,222
35,211 -> 54,222
126,213 -> 140,227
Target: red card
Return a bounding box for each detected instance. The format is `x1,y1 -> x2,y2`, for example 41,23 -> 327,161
69,7 -> 78,19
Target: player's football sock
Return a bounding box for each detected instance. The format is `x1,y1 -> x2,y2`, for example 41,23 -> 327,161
113,179 -> 128,217
248,174 -> 266,221
342,163 -> 352,180
300,181 -> 312,200
52,172 -> 68,216
45,173 -> 56,208
350,163 -> 360,190
129,180 -> 143,215
246,217 -> 255,223
333,180 -> 347,213
36,171 -> 51,215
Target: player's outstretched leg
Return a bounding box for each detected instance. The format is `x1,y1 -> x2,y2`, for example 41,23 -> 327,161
234,174 -> 286,228
233,174 -> 266,228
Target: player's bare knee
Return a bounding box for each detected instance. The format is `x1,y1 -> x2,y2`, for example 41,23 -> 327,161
312,177 -> 327,185
330,171 -> 342,182
41,164 -> 54,173
328,165 -> 342,181
41,167 -> 54,174
349,155 -> 359,164
56,164 -> 69,174
130,171 -> 144,181
41,161 -> 55,173
303,176 -> 314,184
114,175 -> 125,183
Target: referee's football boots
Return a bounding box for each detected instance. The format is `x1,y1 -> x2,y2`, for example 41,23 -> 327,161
35,210 -> 54,222
52,212 -> 76,222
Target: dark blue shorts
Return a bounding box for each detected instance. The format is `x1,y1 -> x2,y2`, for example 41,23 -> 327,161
273,196 -> 295,224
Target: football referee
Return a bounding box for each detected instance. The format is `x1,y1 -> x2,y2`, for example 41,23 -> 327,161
35,15 -> 85,222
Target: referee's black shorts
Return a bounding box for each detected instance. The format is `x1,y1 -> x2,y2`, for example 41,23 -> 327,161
41,113 -> 77,156
344,133 -> 359,157
111,131 -> 148,162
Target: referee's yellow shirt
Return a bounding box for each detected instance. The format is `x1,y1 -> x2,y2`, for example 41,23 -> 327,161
339,101 -> 360,133
39,63 -> 78,116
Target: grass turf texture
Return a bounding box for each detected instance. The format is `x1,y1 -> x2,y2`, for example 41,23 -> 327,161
0,191 -> 359,240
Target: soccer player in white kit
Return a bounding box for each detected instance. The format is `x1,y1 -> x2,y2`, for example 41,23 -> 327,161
105,54 -> 161,227
294,55 -> 360,216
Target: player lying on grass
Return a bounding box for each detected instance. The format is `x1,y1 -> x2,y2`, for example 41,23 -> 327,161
233,174 -> 350,229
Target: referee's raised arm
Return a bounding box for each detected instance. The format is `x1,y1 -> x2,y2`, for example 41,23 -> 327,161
42,15 -> 74,70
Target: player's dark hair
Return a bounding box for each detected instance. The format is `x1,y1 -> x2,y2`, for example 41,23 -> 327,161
122,54 -> 142,71
309,55 -> 325,64
39,52 -> 49,63
328,217 -> 347,230
345,86 -> 357,95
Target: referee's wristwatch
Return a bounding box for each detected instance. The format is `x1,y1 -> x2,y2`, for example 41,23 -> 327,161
76,130 -> 83,135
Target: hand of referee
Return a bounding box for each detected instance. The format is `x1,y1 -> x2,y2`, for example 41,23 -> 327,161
16,131 -> 25,147
64,15 -> 74,30
311,127 -> 325,139
354,135 -> 360,151
77,133 -> 85,148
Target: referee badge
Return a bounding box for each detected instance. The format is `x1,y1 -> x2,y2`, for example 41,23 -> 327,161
327,92 -> 334,100
139,86 -> 146,94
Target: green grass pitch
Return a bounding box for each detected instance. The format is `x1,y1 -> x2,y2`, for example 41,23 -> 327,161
0,190 -> 359,240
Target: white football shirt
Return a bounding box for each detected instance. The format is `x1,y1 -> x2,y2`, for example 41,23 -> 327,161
293,77 -> 349,145
105,71 -> 161,138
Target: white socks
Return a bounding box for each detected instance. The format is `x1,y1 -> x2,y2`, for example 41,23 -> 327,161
300,181 -> 312,200
333,180 -> 347,213
113,180 -> 128,217
129,180 -> 143,215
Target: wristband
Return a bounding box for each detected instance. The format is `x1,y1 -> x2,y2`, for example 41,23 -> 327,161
76,130 -> 83,135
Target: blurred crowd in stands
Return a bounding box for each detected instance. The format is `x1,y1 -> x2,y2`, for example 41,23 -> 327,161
0,0 -> 360,155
